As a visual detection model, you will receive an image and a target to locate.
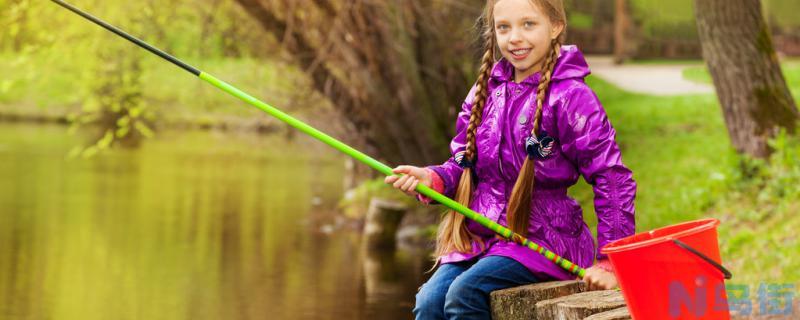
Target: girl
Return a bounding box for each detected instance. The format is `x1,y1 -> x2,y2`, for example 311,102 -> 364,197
384,0 -> 636,319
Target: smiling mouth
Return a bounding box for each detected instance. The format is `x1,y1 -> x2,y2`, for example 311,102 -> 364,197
510,48 -> 531,59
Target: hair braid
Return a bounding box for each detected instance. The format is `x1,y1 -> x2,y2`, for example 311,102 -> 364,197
505,39 -> 561,238
432,21 -> 496,259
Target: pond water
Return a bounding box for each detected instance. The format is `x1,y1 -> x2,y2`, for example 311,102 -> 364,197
0,123 -> 431,320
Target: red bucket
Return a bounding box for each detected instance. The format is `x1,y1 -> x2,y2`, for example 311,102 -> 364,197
601,218 -> 732,319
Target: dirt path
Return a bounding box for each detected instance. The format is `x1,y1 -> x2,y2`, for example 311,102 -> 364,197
585,56 -> 715,96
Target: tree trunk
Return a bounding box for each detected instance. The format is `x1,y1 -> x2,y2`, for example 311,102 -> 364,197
613,0 -> 632,64
232,0 -> 481,166
694,0 -> 798,158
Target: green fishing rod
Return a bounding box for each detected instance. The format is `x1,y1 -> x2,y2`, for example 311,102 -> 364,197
51,0 -> 588,278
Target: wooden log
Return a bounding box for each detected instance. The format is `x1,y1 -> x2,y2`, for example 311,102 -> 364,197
536,290 -> 627,320
490,280 -> 587,320
363,198 -> 407,250
584,306 -> 632,320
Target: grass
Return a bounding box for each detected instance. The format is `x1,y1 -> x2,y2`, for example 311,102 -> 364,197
682,65 -> 714,84
683,59 -> 800,100
707,127 -> 800,290
571,75 -> 735,233
676,60 -> 800,287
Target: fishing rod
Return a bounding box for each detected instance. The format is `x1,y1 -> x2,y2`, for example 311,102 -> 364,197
51,0 -> 588,278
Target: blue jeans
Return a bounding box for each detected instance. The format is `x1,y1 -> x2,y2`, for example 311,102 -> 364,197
413,256 -> 541,320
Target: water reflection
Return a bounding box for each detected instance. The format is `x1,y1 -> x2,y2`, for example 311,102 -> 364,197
0,123 -> 432,320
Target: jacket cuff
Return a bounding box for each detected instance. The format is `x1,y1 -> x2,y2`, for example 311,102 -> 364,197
416,168 -> 444,205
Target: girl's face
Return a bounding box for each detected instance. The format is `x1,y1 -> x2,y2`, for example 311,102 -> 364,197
493,0 -> 564,83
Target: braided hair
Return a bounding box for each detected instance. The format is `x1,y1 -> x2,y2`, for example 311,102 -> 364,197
506,39 -> 561,238
432,15 -> 496,258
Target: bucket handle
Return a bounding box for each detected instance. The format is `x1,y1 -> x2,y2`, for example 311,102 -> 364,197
672,239 -> 732,280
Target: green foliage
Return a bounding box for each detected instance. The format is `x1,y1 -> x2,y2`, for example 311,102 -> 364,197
0,0 -> 277,155
630,0 -> 695,25
568,12 -> 594,30
64,4 -> 156,158
630,0 -> 800,39
735,130 -> 800,210
763,0 -> 800,28
0,0 -> 31,52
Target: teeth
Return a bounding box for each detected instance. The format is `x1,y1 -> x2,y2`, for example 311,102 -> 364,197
512,49 -> 530,55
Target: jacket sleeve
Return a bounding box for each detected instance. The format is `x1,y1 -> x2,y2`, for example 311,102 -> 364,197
416,168 -> 445,205
556,83 -> 637,261
421,83 -> 479,202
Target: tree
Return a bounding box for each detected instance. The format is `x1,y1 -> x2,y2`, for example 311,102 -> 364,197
232,0 -> 482,166
2,0 -> 30,52
694,0 -> 798,159
613,0 -> 635,64
67,2 -> 158,157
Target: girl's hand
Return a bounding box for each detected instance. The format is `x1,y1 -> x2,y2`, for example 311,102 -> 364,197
384,165 -> 432,197
581,265 -> 618,291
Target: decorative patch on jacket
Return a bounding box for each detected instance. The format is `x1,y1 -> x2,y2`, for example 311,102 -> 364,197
525,131 -> 556,159
454,150 -> 474,168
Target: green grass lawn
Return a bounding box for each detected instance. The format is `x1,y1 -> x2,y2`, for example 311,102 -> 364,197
574,75 -> 733,232
597,74 -> 798,287
684,59 -> 800,99
677,60 -> 800,287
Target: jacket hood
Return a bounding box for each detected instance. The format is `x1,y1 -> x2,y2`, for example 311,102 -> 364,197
490,45 -> 591,84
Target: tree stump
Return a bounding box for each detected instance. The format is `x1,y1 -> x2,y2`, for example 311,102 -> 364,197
363,198 -> 407,250
584,306 -> 632,320
490,280 -> 587,320
536,289 -> 627,320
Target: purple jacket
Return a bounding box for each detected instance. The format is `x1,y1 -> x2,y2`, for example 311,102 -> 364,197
426,45 -> 636,281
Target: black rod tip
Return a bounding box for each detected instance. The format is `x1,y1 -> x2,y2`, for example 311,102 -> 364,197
50,0 -> 201,76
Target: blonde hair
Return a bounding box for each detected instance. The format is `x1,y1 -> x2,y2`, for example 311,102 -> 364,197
433,0 -> 567,260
